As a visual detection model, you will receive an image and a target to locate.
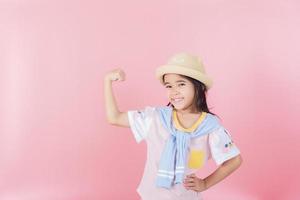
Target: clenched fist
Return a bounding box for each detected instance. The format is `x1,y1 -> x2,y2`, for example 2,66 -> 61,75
105,68 -> 126,82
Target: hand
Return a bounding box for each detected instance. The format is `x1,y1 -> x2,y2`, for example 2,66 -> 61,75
183,173 -> 207,192
105,68 -> 126,82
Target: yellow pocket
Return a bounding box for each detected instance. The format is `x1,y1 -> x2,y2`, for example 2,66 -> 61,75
188,150 -> 205,169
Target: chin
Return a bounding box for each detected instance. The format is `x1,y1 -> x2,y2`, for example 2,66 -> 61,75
172,104 -> 186,110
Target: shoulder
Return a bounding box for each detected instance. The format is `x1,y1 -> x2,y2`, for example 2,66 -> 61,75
131,105 -> 169,118
205,112 -> 221,123
154,105 -> 173,118
203,112 -> 223,131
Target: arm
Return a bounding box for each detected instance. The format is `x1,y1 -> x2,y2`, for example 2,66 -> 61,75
203,154 -> 243,189
104,68 -> 129,127
184,154 -> 243,192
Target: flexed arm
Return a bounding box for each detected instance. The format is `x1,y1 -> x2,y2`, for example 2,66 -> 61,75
104,68 -> 130,127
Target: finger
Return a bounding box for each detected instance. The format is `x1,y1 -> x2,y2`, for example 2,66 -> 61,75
184,178 -> 194,183
119,75 -> 125,81
184,179 -> 193,184
186,174 -> 194,179
115,74 -> 123,81
184,185 -> 195,191
119,70 -> 125,76
118,72 -> 125,81
186,173 -> 196,178
184,178 -> 191,183
184,182 -> 195,187
191,186 -> 199,192
184,184 -> 192,190
185,175 -> 196,181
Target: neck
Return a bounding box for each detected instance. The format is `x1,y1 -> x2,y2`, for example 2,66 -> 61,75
175,107 -> 200,116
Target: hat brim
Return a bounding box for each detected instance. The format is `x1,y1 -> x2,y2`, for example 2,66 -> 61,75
155,65 -> 213,89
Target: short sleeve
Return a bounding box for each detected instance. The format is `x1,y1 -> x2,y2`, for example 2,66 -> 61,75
209,126 -> 241,165
127,106 -> 155,143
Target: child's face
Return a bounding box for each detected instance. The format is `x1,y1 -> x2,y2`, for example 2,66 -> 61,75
163,73 -> 196,112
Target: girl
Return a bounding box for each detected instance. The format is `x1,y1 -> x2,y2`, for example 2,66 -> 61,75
104,52 -> 242,200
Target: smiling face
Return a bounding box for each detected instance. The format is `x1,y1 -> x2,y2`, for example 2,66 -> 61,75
163,73 -> 197,113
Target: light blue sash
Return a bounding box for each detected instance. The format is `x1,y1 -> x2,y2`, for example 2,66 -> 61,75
155,106 -> 221,189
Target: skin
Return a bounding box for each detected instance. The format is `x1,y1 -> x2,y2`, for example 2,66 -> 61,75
163,73 -> 197,113
163,73 -> 202,128
164,73 -> 243,192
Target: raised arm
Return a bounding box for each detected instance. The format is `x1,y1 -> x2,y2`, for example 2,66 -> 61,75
104,68 -> 130,127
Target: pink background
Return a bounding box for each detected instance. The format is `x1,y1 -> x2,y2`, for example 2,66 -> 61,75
1,0 -> 300,199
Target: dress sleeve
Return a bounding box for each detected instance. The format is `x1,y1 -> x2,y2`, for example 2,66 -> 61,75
127,106 -> 155,143
208,126 -> 241,165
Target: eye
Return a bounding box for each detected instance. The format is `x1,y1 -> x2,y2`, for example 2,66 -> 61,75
178,83 -> 185,87
165,85 -> 172,88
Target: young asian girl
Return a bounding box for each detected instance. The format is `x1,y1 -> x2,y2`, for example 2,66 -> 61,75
104,52 -> 242,200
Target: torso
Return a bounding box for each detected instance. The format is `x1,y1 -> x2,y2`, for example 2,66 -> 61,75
135,107 -> 208,199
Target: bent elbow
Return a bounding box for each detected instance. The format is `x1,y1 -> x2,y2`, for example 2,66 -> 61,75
106,117 -> 117,125
235,155 -> 243,168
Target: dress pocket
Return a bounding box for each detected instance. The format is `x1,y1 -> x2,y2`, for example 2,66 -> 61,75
188,149 -> 205,169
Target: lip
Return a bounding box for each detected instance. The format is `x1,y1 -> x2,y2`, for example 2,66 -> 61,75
171,97 -> 184,103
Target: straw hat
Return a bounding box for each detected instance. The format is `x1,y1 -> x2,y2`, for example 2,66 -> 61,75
155,52 -> 213,89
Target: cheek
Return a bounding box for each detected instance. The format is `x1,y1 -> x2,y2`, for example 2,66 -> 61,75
183,89 -> 195,101
166,91 -> 172,98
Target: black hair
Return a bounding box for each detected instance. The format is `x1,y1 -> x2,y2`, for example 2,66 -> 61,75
163,74 -> 220,119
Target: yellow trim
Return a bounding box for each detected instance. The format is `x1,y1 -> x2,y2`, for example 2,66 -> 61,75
173,110 -> 207,133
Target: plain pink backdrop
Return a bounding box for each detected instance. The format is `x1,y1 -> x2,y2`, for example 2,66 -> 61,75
1,0 -> 299,199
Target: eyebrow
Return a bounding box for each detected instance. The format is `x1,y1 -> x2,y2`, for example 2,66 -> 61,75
163,80 -> 187,85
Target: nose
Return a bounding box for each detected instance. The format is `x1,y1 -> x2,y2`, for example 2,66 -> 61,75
170,87 -> 179,95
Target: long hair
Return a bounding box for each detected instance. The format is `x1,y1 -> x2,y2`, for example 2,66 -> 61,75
163,74 -> 220,119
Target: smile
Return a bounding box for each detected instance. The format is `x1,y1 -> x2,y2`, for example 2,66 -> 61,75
171,98 -> 184,103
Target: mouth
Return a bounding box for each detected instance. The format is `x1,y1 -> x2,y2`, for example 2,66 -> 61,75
171,97 -> 184,104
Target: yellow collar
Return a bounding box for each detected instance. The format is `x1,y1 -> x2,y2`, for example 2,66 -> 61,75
173,110 -> 207,133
